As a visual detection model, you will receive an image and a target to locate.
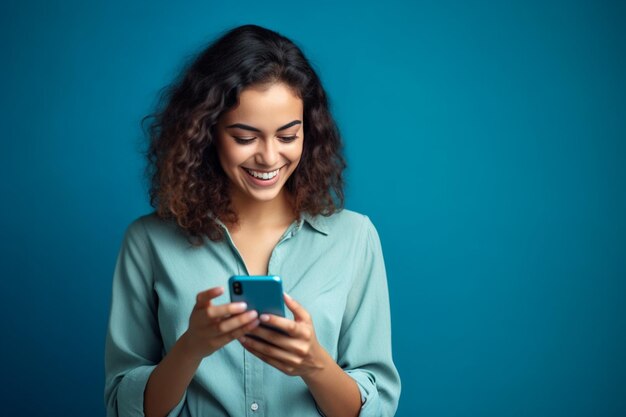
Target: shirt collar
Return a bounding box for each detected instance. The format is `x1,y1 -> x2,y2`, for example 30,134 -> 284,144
208,210 -> 330,236
300,211 -> 330,236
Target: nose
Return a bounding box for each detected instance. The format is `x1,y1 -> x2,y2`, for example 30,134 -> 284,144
255,137 -> 279,167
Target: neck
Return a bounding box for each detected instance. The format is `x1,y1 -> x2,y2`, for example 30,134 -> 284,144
228,189 -> 296,230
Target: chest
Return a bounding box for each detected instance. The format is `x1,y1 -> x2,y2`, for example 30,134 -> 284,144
153,218 -> 357,352
230,227 -> 289,275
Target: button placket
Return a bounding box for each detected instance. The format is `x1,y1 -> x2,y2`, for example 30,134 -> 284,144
249,350 -> 264,417
267,221 -> 298,274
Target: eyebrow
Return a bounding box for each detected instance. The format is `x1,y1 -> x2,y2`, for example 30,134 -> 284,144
225,120 -> 302,133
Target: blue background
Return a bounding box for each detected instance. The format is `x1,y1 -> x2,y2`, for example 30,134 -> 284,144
1,0 -> 624,416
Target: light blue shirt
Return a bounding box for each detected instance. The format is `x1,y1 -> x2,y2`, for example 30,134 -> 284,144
104,209 -> 401,416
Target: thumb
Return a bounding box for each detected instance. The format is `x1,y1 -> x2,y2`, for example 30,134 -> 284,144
284,292 -> 310,322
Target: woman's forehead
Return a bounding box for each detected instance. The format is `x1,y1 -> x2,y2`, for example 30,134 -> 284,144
220,83 -> 303,129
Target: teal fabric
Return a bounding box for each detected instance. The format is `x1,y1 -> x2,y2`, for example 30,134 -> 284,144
104,209 -> 401,416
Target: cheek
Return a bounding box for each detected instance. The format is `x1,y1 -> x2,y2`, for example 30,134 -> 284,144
218,143 -> 246,167
289,141 -> 304,163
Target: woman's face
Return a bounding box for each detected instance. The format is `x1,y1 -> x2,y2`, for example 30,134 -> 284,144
215,82 -> 304,205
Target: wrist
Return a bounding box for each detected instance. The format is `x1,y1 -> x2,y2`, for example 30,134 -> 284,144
176,331 -> 205,364
302,344 -> 333,384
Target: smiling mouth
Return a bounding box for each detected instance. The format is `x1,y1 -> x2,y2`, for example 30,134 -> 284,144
243,166 -> 282,180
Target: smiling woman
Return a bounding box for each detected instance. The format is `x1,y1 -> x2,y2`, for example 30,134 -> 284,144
104,24 -> 401,417
215,83 -> 304,208
139,27 -> 345,245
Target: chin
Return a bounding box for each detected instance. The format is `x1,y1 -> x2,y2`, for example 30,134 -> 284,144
248,189 -> 284,202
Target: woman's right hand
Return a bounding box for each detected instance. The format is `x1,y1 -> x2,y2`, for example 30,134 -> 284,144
181,286 -> 260,360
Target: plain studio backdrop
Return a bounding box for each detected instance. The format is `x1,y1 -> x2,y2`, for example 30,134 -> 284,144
1,1 -> 624,416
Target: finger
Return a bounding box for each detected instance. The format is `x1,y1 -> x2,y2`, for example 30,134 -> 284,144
216,310 -> 259,334
214,318 -> 261,346
244,345 -> 293,374
284,293 -> 311,322
247,326 -> 302,353
228,318 -> 261,340
195,287 -> 224,308
241,337 -> 301,368
206,301 -> 248,319
246,345 -> 296,375
257,314 -> 306,338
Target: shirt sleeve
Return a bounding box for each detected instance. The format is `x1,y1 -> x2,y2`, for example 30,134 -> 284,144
337,215 -> 402,417
104,217 -> 187,417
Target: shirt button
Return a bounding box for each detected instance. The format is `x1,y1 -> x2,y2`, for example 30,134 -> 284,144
250,402 -> 259,411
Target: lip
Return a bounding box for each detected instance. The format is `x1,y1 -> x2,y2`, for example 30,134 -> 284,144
242,166 -> 283,173
241,166 -> 283,187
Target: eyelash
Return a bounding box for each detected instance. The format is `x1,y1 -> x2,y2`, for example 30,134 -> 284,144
233,136 -> 299,145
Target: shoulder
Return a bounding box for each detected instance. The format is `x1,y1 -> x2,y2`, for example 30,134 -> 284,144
325,208 -> 375,231
123,211 -> 188,246
305,208 -> 377,238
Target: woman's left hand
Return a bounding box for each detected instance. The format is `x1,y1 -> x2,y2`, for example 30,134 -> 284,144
239,293 -> 326,377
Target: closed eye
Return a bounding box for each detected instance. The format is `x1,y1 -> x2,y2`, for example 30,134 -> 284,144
232,135 -> 299,145
278,135 -> 299,143
232,136 -> 255,144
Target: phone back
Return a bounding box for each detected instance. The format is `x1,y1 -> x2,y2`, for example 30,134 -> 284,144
229,275 -> 285,317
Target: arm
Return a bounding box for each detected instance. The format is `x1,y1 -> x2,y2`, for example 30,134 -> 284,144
145,287 -> 260,417
104,218 -> 188,417
300,340 -> 362,417
143,335 -> 202,417
241,294 -> 362,417
336,215 -> 402,417
239,216 -> 401,416
104,219 -> 261,417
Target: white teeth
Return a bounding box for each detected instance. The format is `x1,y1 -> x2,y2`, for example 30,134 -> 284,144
245,168 -> 279,180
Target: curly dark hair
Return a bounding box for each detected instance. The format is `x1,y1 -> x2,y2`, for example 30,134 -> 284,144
142,24 -> 346,246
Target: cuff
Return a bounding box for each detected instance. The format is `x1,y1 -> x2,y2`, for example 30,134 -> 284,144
116,365 -> 187,417
345,369 -> 383,417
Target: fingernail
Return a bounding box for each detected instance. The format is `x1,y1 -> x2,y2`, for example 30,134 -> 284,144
260,314 -> 270,322
248,310 -> 258,318
284,292 -> 292,300
235,302 -> 247,310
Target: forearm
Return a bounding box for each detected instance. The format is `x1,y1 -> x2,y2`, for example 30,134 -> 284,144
302,348 -> 362,417
144,333 -> 202,417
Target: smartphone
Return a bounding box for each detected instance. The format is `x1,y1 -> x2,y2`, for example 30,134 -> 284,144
228,275 -> 287,336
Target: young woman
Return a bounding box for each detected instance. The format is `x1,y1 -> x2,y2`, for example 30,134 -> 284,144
104,24 -> 401,417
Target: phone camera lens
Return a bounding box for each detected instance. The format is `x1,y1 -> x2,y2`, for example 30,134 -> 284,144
233,282 -> 242,295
